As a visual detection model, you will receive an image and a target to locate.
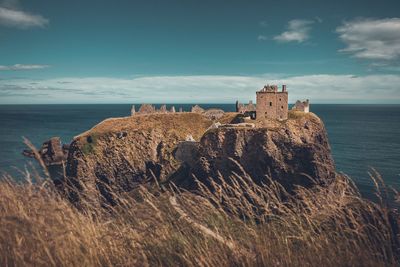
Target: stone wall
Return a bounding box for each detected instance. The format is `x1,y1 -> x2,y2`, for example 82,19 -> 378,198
132,104 -> 225,121
256,89 -> 288,120
236,100 -> 256,113
132,104 -> 179,115
292,100 -> 310,113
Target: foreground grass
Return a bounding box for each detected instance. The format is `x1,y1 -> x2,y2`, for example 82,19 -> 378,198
0,170 -> 399,267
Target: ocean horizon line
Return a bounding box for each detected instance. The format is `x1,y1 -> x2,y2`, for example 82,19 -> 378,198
1,103 -> 400,106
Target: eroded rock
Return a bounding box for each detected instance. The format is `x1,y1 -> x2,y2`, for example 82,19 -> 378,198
23,137 -> 68,166
171,114 -> 335,192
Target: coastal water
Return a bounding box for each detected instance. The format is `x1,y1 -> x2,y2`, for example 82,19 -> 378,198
0,104 -> 399,200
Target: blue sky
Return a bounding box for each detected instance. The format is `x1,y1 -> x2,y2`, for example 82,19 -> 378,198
0,0 -> 400,104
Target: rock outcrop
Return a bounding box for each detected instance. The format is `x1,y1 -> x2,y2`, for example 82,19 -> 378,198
23,137 -> 69,184
61,111 -> 335,207
171,113 -> 335,192
23,137 -> 68,166
63,113 -> 229,205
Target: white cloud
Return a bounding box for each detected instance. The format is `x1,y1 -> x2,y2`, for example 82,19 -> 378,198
273,19 -> 314,43
0,6 -> 48,28
336,18 -> 400,61
0,64 -> 50,70
0,74 -> 399,104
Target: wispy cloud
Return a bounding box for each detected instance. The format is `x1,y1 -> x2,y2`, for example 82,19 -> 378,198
273,19 -> 314,43
257,35 -> 268,41
0,6 -> 48,29
0,74 -> 399,104
0,64 -> 50,70
336,18 -> 400,61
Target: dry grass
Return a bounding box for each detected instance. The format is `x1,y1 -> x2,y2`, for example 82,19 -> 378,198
0,166 -> 399,267
76,113 -> 214,141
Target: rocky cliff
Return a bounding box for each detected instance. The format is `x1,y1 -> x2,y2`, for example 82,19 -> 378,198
171,112 -> 335,192
63,111 -> 335,206
64,112 -> 238,204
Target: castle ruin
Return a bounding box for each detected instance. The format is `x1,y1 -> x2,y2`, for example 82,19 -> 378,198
237,84 -> 289,120
235,100 -> 256,119
130,104 -> 225,120
256,84 -> 288,120
292,99 -> 310,113
131,104 -> 177,115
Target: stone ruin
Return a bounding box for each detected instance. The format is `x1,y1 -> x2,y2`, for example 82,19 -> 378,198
131,104 -> 180,116
131,104 -> 225,120
292,99 -> 310,113
191,105 -> 205,113
236,84 -> 289,121
256,84 -> 288,120
235,100 -> 256,119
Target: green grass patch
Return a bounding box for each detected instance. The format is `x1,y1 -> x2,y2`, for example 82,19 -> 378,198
81,132 -> 100,155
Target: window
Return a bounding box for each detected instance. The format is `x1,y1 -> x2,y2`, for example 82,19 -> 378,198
281,106 -> 284,109
279,98 -> 281,101
269,102 -> 272,106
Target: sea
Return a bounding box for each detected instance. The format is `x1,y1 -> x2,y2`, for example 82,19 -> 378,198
0,104 -> 399,201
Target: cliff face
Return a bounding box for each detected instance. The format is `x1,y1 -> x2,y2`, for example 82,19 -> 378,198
171,113 -> 335,192
64,111 -> 335,206
64,113 -> 238,204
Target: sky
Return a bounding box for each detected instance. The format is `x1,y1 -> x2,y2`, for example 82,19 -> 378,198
0,0 -> 400,104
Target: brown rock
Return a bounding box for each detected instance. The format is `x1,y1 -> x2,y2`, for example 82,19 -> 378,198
23,137 -> 68,166
64,113 -> 215,206
171,113 -> 335,192
62,111 -> 335,207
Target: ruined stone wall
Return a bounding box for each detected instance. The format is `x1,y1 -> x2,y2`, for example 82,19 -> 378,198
292,100 -> 310,113
256,91 -> 288,120
236,100 -> 256,113
132,104 -> 179,115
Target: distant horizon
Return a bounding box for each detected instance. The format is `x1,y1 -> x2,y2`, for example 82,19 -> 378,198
0,0 -> 399,104
1,102 -> 400,106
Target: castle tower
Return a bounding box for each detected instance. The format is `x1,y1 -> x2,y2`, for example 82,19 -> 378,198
256,84 -> 288,120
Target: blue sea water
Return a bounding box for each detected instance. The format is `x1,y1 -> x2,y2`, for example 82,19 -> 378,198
0,104 -> 399,199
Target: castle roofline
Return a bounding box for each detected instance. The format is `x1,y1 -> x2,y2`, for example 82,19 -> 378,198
257,84 -> 287,93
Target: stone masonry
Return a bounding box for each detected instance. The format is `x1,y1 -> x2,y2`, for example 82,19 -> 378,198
256,84 -> 288,120
292,99 -> 310,113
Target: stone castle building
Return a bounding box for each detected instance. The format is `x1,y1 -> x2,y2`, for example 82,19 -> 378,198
256,84 -> 288,120
237,84 -> 288,120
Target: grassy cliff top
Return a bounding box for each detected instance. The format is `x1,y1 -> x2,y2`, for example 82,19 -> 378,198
75,110 -> 320,142
75,112 -> 240,141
